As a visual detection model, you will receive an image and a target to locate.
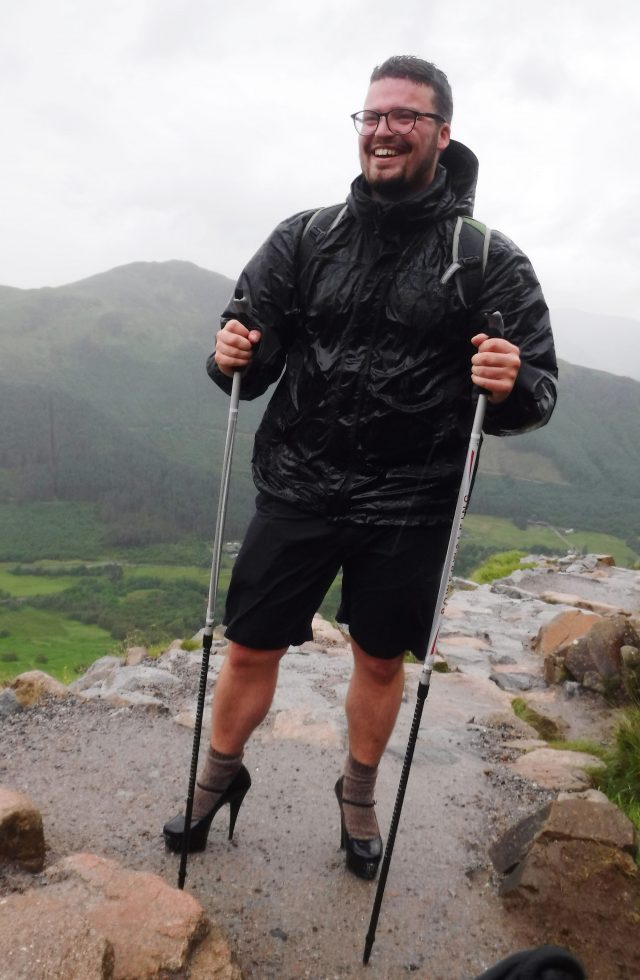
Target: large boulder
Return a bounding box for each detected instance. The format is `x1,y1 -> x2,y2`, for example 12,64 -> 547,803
564,616 -> 640,687
0,852 -> 243,979
532,609 -> 602,658
490,793 -> 637,876
73,662 -> 180,712
0,786 -> 45,872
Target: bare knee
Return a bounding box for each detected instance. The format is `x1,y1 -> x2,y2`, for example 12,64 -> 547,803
225,641 -> 287,672
351,640 -> 404,685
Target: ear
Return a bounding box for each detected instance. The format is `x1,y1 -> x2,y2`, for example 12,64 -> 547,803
437,122 -> 451,152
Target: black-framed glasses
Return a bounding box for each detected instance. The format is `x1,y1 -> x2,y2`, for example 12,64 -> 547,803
350,107 -> 446,136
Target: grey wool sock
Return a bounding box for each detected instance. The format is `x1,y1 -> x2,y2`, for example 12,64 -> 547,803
342,751 -> 380,841
191,746 -> 243,820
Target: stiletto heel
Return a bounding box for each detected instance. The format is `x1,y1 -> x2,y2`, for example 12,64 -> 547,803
227,784 -> 248,840
163,765 -> 251,853
335,776 -> 382,880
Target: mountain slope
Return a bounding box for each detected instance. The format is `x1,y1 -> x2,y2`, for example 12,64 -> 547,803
1,261 -> 639,553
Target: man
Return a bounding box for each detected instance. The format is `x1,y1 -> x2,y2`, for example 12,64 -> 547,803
164,56 -> 557,880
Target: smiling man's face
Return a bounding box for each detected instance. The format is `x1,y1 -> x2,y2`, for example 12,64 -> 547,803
358,77 -> 451,200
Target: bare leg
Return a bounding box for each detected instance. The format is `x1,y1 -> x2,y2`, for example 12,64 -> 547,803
345,640 -> 405,766
211,641 -> 287,754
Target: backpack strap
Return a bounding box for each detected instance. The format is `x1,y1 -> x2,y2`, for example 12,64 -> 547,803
441,216 -> 491,309
300,207 -> 489,311
299,204 -> 348,266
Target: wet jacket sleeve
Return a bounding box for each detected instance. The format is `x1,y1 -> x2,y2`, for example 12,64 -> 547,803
477,231 -> 558,436
206,211 -> 313,401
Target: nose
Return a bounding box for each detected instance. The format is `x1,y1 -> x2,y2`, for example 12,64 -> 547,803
376,113 -> 394,137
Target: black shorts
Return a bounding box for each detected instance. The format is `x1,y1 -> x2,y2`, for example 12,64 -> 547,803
223,494 -> 450,661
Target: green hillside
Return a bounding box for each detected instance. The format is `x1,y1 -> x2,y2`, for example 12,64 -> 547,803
1,260 -> 639,561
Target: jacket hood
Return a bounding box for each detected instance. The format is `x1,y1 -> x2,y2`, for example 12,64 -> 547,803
348,138 -> 479,231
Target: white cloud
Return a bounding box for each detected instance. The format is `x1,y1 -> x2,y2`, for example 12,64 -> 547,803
1,0 -> 639,323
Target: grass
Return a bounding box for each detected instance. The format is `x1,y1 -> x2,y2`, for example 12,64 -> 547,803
546,738 -> 608,759
471,551 -> 535,584
512,697 -> 640,857
0,607 -> 116,683
122,564 -> 215,585
592,704 -> 640,837
0,564 -> 76,597
511,697 -> 565,741
463,514 -> 638,568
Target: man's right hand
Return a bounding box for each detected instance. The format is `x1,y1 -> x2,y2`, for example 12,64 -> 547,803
214,319 -> 262,378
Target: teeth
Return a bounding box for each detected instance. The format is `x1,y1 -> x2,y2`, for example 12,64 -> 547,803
373,148 -> 399,157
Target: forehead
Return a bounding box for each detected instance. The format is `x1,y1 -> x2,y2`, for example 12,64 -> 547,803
363,77 -> 437,112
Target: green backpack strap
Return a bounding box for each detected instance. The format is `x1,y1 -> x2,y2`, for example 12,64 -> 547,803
441,215 -> 491,309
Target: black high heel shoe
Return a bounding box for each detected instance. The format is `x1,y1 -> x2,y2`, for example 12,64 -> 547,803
335,776 -> 382,880
163,765 -> 251,853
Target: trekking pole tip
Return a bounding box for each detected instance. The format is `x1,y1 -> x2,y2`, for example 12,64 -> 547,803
363,935 -> 374,965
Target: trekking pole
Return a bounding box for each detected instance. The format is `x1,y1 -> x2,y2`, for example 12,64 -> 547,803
177,301 -> 247,890
363,311 -> 504,963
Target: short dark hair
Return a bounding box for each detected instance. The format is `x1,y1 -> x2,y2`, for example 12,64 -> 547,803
370,56 -> 453,123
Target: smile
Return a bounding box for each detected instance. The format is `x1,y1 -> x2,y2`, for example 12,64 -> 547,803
372,148 -> 401,158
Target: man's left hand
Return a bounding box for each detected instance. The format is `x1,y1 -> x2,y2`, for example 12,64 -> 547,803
470,334 -> 521,404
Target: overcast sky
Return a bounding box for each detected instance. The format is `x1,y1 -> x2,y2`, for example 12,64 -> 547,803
3,0 -> 639,323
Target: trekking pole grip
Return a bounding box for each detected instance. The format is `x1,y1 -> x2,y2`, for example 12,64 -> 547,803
485,309 -> 504,339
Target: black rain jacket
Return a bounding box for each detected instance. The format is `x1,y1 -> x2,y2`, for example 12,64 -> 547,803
207,140 -> 558,527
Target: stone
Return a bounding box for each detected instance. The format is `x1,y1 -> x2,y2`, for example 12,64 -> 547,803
489,654 -> 518,665
621,644 -> 640,698
539,796 -> 637,854
491,583 -> 537,601
489,672 -> 547,692
581,671 -> 606,695
489,805 -> 551,874
543,652 -> 569,685
474,710 -> 539,739
0,786 -> 45,872
538,591 -> 629,615
500,837 -> 638,900
47,852 -> 212,978
508,747 -> 604,791
101,665 -> 180,697
595,554 -> 616,567
491,796 -> 638,880
0,687 -> 23,719
90,691 -> 169,713
270,708 -> 343,748
9,670 -> 70,707
564,615 -> 640,684
173,705 -> 212,731
0,896 -> 114,979
0,851 -> 238,978
124,645 -> 148,667
532,608 -> 601,657
311,614 -> 348,648
188,921 -> 245,979
69,656 -> 123,692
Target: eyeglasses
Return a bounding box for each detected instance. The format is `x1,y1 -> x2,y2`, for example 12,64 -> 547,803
350,107 -> 446,136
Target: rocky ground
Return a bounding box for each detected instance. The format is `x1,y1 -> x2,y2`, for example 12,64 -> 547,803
1,556 -> 639,979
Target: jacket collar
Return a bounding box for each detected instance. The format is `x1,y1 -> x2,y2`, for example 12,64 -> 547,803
347,139 -> 479,233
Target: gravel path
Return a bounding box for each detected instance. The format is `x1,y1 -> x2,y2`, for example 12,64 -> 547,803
1,649 -> 555,980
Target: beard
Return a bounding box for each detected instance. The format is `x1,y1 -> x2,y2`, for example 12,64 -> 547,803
363,134 -> 441,201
